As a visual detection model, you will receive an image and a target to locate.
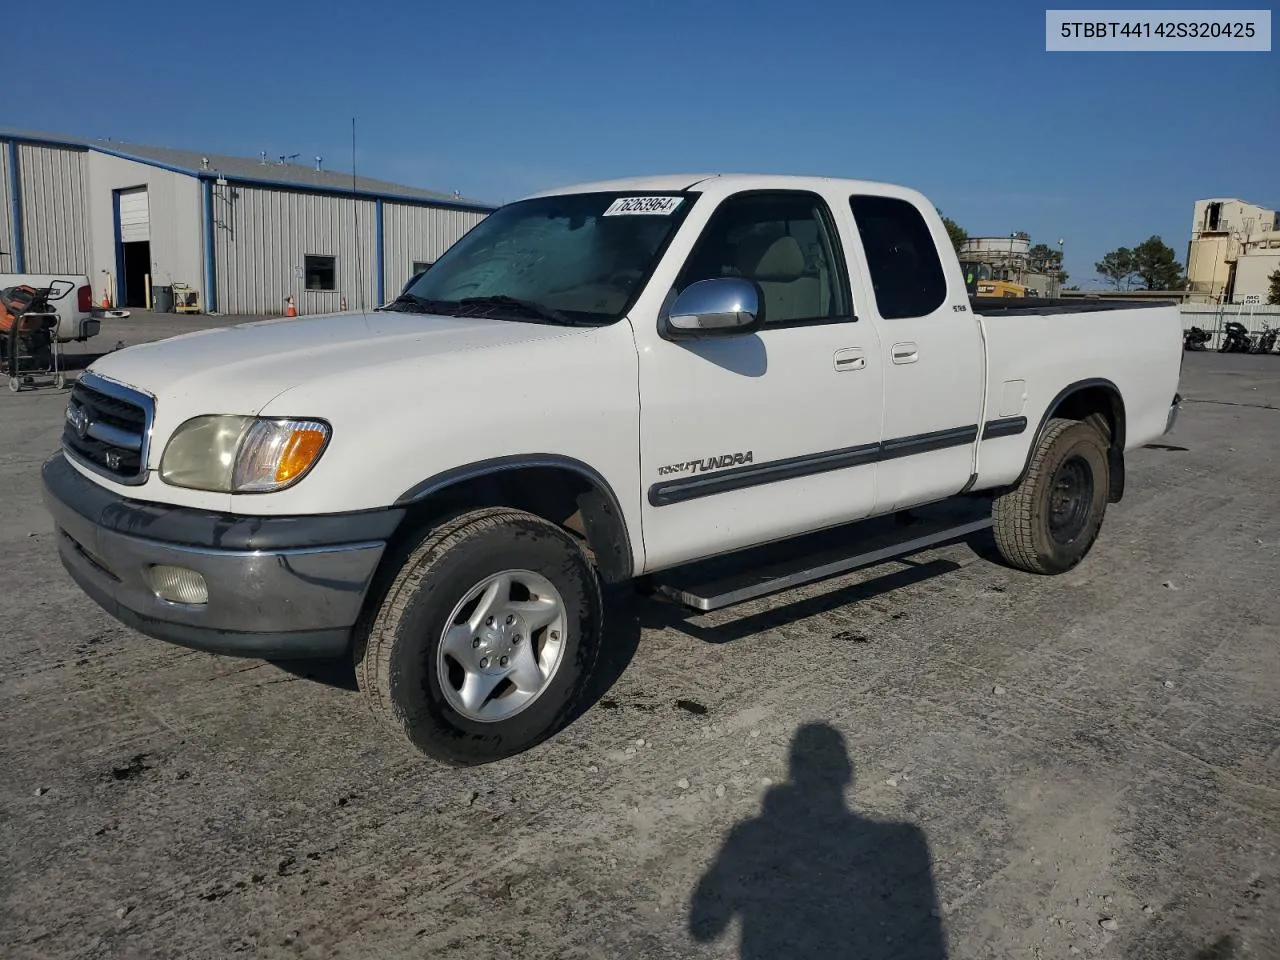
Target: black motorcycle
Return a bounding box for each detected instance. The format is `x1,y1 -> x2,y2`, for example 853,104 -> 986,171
1183,326 -> 1211,351
1253,327 -> 1278,355
1219,321 -> 1254,353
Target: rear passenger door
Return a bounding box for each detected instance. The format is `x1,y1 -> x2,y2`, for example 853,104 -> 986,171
846,194 -> 985,513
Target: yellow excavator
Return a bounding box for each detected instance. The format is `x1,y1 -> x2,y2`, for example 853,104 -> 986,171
960,260 -> 1027,298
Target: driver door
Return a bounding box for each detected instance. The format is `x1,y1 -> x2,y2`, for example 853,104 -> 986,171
632,187 -> 885,572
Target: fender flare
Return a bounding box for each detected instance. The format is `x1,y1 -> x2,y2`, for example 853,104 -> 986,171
1012,378 -> 1127,503
395,454 -> 636,582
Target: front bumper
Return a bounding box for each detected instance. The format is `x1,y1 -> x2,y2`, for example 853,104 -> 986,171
41,454 -> 404,659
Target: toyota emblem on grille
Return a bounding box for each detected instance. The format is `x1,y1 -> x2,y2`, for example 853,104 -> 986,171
66,402 -> 92,440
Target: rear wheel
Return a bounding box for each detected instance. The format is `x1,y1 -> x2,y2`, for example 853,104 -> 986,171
354,507 -> 603,765
992,417 -> 1110,575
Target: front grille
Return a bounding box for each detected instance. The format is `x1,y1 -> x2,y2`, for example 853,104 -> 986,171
62,375 -> 154,484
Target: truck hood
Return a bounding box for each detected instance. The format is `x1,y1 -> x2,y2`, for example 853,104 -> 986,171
86,310 -> 575,415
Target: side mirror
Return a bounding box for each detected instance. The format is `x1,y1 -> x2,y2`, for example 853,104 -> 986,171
659,277 -> 764,341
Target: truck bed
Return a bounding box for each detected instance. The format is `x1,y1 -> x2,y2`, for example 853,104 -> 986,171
970,296 -> 1178,317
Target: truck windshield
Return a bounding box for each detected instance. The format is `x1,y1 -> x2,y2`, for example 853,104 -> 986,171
389,192 -> 696,325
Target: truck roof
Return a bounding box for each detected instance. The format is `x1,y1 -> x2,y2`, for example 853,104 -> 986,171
526,173 -> 922,201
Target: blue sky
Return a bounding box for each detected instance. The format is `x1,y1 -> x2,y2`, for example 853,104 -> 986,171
8,0 -> 1277,285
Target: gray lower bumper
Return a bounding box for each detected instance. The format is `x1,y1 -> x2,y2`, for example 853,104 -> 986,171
42,454 -> 398,659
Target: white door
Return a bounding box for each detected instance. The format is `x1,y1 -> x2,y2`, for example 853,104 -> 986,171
845,193 -> 985,513
118,188 -> 150,243
635,188 -> 885,572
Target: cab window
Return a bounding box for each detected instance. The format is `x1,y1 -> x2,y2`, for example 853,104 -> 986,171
676,192 -> 851,327
849,195 -> 948,320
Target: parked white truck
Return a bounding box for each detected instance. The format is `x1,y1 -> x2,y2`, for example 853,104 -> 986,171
41,175 -> 1183,764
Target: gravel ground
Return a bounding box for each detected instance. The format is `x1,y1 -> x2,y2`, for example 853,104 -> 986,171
1,323 -> 1278,959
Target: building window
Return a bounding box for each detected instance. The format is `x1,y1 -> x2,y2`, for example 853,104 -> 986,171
411,260 -> 434,275
304,255 -> 337,291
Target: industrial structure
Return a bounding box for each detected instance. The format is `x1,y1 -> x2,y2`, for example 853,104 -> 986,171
957,234 -> 1064,298
1186,197 -> 1280,304
1,127 -> 494,315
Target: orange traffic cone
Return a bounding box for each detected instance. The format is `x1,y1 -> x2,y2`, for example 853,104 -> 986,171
101,291 -> 111,309
285,296 -> 297,318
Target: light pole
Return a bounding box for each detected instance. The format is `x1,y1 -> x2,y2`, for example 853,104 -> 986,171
1057,238 -> 1064,296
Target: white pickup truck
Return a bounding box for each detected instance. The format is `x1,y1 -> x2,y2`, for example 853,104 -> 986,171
41,174 -> 1183,765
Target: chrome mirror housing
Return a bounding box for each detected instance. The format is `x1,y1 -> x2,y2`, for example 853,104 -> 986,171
660,278 -> 764,340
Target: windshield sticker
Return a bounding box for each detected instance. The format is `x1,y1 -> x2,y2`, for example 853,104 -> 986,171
603,196 -> 684,216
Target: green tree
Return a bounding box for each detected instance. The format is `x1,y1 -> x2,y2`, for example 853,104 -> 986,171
939,214 -> 968,254
1267,268 -> 1280,305
1132,235 -> 1185,290
1027,243 -> 1060,271
1096,248 -> 1137,289
1028,242 -> 1067,289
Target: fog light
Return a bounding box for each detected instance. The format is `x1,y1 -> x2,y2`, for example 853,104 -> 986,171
148,565 -> 209,605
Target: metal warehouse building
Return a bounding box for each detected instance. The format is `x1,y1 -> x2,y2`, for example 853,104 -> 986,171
1,127 -> 494,315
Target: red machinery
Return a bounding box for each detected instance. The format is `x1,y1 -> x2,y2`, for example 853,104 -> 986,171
1,284 -> 65,392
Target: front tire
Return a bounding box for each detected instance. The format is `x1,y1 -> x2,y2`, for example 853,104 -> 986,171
992,417 -> 1110,575
354,507 -> 603,765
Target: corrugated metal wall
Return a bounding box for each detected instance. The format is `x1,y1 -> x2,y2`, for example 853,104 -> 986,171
0,143 -> 12,273
382,202 -> 488,295
214,185 -> 378,315
18,143 -> 91,274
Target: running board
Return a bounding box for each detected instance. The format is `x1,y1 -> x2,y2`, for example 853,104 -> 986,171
653,511 -> 993,613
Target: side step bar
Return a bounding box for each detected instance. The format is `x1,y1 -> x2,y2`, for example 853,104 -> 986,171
653,514 -> 993,613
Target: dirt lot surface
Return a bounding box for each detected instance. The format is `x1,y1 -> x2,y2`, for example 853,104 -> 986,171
2,319 -> 1278,959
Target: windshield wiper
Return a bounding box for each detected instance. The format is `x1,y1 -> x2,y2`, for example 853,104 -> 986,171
378,293 -> 457,314
455,295 -> 589,326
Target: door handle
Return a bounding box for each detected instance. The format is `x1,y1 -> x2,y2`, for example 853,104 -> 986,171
833,347 -> 866,372
891,342 -> 919,365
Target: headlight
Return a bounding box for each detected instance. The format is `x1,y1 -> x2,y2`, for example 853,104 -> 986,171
160,416 -> 330,493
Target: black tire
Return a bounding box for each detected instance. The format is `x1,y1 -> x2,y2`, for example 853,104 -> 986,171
354,507 -> 603,765
992,417 -> 1110,575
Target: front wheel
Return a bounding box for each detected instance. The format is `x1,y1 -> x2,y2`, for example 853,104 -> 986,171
354,507 -> 603,765
991,417 -> 1110,575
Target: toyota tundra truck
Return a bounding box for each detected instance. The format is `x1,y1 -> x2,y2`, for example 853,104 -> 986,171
41,174 -> 1183,765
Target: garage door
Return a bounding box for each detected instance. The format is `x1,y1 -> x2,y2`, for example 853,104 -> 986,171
118,188 -> 150,243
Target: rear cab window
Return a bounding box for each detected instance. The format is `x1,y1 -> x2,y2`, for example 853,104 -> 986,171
848,195 -> 948,320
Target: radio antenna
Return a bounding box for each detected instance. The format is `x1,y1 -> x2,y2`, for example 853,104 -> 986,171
351,117 -> 366,312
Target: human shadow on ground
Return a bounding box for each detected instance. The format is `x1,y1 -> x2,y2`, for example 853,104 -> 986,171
689,722 -> 948,959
